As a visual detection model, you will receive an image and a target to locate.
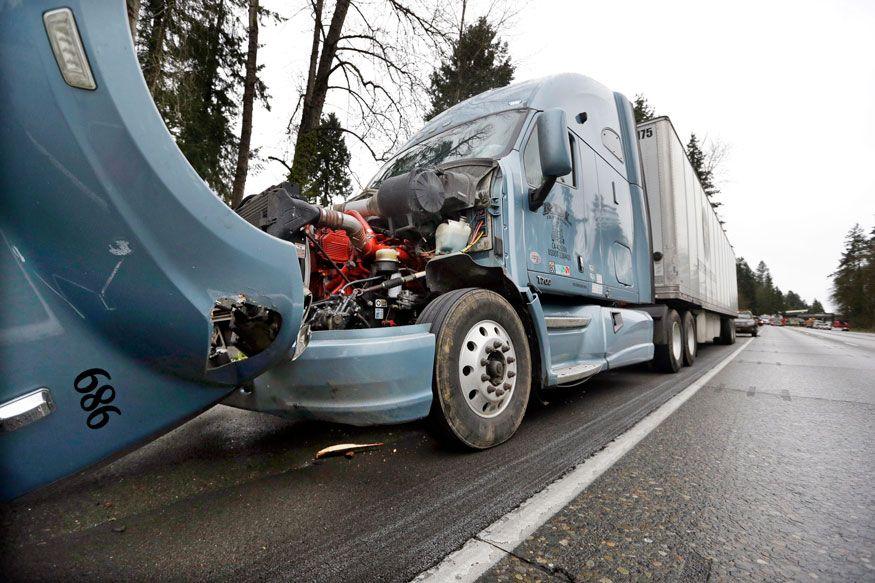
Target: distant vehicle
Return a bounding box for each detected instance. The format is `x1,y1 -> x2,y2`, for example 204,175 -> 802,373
804,317 -> 816,328
735,311 -> 758,336
833,320 -> 850,331
758,316 -> 770,326
771,317 -> 784,326
813,320 -> 831,330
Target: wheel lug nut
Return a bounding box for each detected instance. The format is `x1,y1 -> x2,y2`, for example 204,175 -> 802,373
487,386 -> 495,393
506,356 -> 515,364
507,371 -> 516,378
496,389 -> 505,397
481,374 -> 490,382
503,382 -> 512,390
493,340 -> 502,349
501,345 -> 510,353
480,359 -> 488,366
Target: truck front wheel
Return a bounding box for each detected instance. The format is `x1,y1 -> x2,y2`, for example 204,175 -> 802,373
654,309 -> 683,373
417,288 -> 531,449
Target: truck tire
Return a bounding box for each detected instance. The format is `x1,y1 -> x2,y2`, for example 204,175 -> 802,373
682,311 -> 697,367
654,309 -> 683,373
718,317 -> 737,345
417,288 -> 531,449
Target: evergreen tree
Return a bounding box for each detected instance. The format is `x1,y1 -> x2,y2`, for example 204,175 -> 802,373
136,0 -> 248,203
864,225 -> 875,323
632,94 -> 656,124
137,0 -> 188,129
810,299 -> 825,313
738,257 -> 806,315
736,258 -> 757,312
175,0 -> 247,202
772,287 -> 785,314
425,16 -> 514,121
831,224 -> 872,327
289,113 -> 352,207
784,290 -> 809,310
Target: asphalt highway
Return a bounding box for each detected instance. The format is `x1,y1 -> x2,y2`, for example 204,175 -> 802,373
2,326 -> 872,581
483,325 -> 874,581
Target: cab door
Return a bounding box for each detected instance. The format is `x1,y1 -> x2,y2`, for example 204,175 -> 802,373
522,122 -> 595,297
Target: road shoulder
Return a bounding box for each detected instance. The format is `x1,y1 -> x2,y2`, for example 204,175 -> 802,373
480,329 -> 875,581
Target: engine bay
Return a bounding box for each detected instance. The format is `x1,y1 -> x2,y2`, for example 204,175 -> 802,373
236,162 -> 500,334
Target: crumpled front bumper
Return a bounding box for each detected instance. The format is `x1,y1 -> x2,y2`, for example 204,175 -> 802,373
223,324 -> 436,426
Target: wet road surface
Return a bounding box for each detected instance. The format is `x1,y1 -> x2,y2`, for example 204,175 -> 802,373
2,326 -> 872,581
2,339 -> 735,581
482,326 -> 874,582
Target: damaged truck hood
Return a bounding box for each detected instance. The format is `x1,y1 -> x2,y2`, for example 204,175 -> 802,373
0,0 -> 306,499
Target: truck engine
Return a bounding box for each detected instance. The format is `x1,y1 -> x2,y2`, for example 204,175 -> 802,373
236,164 -> 498,332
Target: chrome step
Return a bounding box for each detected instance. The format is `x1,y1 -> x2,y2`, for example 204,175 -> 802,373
551,362 -> 603,384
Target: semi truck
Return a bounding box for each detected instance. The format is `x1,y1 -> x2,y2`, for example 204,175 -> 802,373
0,0 -> 737,500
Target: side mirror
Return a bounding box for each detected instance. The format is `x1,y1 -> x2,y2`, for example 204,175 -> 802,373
530,108 -> 571,211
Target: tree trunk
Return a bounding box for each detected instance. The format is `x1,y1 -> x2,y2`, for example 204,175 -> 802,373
143,0 -> 173,93
304,0 -> 324,111
454,0 -> 466,104
291,0 -> 350,173
230,0 -> 260,207
127,0 -> 141,42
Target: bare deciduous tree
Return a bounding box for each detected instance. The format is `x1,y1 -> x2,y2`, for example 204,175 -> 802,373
288,0 -> 455,177
703,137 -> 729,189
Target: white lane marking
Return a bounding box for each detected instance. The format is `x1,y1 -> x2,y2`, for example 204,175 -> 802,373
413,340 -> 751,583
792,327 -> 862,349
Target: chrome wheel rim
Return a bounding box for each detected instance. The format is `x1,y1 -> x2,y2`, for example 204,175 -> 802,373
458,319 -> 517,418
671,320 -> 683,362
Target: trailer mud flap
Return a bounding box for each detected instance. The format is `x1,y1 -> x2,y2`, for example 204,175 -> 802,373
0,1 -> 305,500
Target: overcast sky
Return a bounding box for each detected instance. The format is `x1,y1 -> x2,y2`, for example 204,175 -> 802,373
248,0 -> 875,311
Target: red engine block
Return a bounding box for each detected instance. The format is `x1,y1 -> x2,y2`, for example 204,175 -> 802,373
319,229 -> 353,263
309,221 -> 422,300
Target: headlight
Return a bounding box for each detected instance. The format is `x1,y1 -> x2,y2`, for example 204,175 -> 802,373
44,8 -> 96,90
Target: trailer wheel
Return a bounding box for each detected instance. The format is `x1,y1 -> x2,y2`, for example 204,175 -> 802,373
682,311 -> 697,366
417,288 -> 531,449
654,309 -> 683,373
718,317 -> 737,345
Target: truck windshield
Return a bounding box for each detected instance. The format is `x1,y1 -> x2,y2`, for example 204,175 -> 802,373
368,110 -> 526,187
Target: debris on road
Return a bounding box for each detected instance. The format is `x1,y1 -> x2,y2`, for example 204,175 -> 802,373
315,443 -> 384,460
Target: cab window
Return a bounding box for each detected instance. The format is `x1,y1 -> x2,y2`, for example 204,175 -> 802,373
523,127 -> 542,187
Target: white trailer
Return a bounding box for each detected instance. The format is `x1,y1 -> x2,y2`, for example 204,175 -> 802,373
637,116 -> 738,348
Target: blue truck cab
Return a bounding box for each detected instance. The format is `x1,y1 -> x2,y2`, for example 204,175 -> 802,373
228,77 -> 658,445
1,0 -> 735,500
